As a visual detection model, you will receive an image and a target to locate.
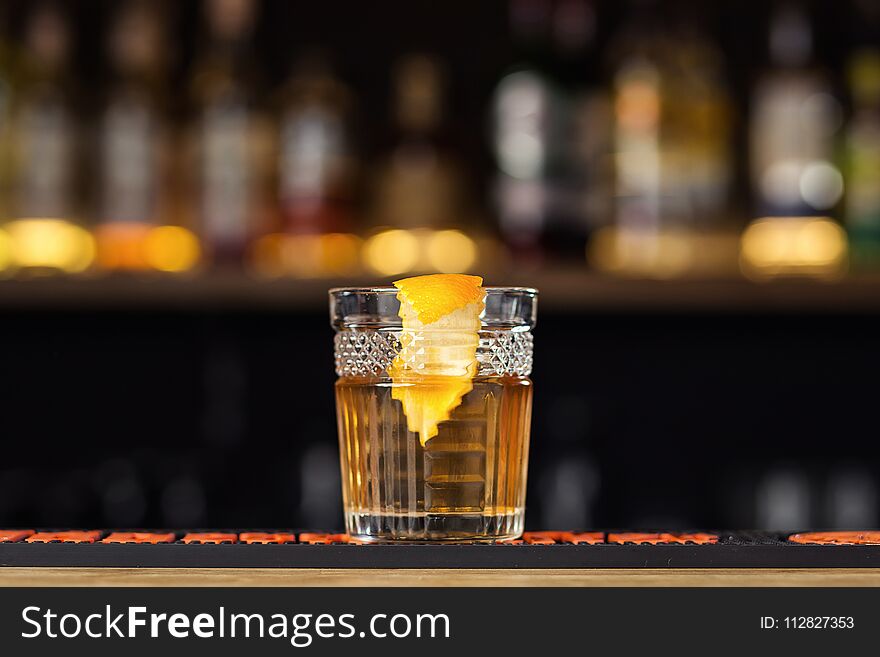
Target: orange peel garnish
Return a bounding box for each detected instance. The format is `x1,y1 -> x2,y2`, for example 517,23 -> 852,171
389,274 -> 484,445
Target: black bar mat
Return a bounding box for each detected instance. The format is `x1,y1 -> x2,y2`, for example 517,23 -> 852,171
1,530 -> 879,568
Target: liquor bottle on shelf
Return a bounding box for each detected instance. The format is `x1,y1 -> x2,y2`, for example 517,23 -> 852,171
593,0 -> 733,277
275,52 -> 355,235
845,47 -> 880,267
666,11 -> 732,231
491,0 -> 558,262
846,0 -> 880,251
363,53 -> 487,277
99,1 -> 170,227
3,3 -> 95,274
10,2 -> 78,222
0,7 -> 14,223
548,0 -> 613,260
248,53 -> 360,278
750,3 -> 843,218
185,0 -> 272,267
95,0 -> 173,271
370,54 -> 465,232
742,1 -> 847,278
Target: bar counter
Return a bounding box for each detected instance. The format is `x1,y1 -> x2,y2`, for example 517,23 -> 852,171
2,530 -> 880,586
3,567 -> 880,587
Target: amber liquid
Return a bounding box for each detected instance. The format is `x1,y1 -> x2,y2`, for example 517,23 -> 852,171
335,375 -> 532,541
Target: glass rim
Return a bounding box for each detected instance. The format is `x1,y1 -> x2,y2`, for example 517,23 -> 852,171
330,284 -> 538,330
329,285 -> 539,296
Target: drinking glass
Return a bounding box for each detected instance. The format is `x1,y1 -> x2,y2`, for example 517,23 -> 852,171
330,286 -> 537,541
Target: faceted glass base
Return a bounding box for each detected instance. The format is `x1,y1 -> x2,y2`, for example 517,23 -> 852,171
346,510 -> 524,542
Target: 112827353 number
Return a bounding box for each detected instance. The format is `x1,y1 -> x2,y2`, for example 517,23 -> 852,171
784,616 -> 854,629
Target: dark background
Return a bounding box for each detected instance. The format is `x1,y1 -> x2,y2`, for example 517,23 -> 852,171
3,305 -> 877,532
0,0 -> 878,533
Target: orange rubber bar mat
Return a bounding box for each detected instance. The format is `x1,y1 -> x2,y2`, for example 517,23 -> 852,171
239,532 -> 297,544
788,531 -> 880,545
0,530 -> 34,542
181,532 -> 238,544
608,532 -> 719,545
522,531 -> 605,545
1,530 -> 880,569
298,533 -> 364,545
26,531 -> 103,544
102,532 -> 176,544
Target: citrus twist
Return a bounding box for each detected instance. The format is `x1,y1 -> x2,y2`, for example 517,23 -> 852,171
388,274 -> 485,445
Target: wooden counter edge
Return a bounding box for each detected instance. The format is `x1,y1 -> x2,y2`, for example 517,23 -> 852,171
1,568 -> 879,587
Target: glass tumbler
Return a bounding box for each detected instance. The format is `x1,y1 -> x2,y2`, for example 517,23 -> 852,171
330,286 -> 537,541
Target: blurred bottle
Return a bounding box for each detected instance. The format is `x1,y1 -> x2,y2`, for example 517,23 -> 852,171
538,394 -> 599,529
370,54 -> 465,231
742,2 -> 847,278
298,442 -> 342,529
756,466 -> 811,531
668,14 -> 732,228
186,0 -> 272,266
0,7 -> 14,221
750,2 -> 843,219
554,0 -> 613,259
825,465 -> 877,529
276,53 -> 355,235
594,0 -> 733,277
608,3 -> 663,250
10,3 -> 78,221
98,1 -> 171,229
845,49 -> 880,267
491,0 -> 558,261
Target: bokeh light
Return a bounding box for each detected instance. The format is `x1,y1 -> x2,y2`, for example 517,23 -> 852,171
6,218 -> 96,272
95,222 -> 152,270
425,229 -> 477,273
143,226 -> 201,273
799,160 -> 844,210
249,233 -> 286,278
317,233 -> 362,276
0,228 -> 11,271
250,232 -> 362,278
740,216 -> 848,278
363,229 -> 419,275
